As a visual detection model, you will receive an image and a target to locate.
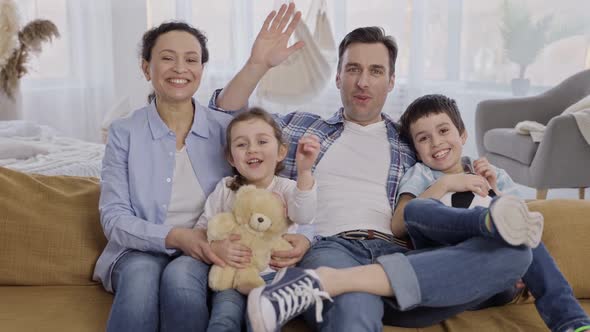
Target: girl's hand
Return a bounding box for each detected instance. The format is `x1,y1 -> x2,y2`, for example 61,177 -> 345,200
473,157 -> 498,192
249,3 -> 304,70
296,135 -> 321,173
210,234 -> 252,269
441,173 -> 490,197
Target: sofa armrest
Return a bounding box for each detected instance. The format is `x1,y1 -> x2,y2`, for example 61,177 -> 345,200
529,114 -> 590,188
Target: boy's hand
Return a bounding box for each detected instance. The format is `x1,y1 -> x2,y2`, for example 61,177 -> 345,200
296,135 -> 321,173
249,3 -> 304,70
473,157 -> 498,192
442,173 -> 490,197
210,234 -> 252,269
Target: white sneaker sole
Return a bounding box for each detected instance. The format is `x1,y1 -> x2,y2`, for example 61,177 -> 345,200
490,195 -> 544,248
248,286 -> 273,332
247,269 -> 286,332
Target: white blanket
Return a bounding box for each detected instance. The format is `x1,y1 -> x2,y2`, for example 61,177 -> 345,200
0,121 -> 104,177
514,94 -> 590,145
562,94 -> 590,146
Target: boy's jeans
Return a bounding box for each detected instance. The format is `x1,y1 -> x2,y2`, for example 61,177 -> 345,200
404,198 -> 590,332
298,233 -> 532,332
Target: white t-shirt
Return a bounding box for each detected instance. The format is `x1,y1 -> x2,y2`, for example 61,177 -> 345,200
312,120 -> 392,236
165,146 -> 207,228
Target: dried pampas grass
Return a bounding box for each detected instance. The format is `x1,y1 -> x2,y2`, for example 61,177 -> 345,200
0,0 -> 59,99
0,0 -> 20,69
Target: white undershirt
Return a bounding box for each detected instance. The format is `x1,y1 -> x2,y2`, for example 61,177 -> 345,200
165,146 -> 207,228
313,120 -> 392,236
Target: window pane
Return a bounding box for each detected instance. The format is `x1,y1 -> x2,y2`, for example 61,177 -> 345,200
461,0 -> 589,85
193,0 -> 233,67
346,0 -> 411,78
147,0 -> 175,27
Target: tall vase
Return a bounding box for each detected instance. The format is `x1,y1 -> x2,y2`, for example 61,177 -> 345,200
0,82 -> 23,121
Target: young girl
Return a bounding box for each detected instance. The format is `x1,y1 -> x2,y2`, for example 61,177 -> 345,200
194,107 -> 320,332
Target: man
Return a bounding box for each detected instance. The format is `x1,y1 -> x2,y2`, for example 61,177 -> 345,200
211,4 -> 532,332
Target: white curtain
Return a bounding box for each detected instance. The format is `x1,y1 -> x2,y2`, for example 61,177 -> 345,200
19,0 -> 117,142
17,0 -> 590,155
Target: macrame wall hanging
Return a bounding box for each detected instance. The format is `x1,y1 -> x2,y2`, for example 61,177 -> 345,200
256,0 -> 336,105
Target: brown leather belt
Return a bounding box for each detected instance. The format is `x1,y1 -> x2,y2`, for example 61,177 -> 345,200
336,229 -> 412,248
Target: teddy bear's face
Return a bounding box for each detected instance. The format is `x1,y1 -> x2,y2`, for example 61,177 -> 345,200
248,212 -> 273,232
233,185 -> 291,236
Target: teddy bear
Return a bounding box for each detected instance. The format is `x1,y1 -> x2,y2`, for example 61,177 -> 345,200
207,185 -> 293,292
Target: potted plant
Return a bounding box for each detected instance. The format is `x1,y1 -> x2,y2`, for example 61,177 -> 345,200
0,0 -> 59,120
500,0 -> 558,96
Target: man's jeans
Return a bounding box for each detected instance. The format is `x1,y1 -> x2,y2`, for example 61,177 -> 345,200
404,198 -> 590,332
298,232 -> 531,332
108,251 -> 210,332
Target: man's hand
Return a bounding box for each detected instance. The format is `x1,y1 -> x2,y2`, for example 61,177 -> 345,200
269,233 -> 311,269
210,234 -> 252,269
249,3 -> 304,70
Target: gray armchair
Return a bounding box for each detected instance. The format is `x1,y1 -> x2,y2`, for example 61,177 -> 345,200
475,69 -> 590,199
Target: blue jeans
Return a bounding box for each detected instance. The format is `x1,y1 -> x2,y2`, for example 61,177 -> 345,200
298,233 -> 531,332
404,198 -> 590,332
107,251 -> 211,332
208,272 -> 277,332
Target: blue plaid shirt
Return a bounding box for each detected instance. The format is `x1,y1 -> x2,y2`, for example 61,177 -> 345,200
210,89 -> 416,209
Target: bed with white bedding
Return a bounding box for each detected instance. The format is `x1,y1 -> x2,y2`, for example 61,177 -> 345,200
0,121 -> 104,178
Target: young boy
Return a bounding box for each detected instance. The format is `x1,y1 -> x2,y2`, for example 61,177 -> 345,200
394,94 -> 590,332
247,94 -> 590,332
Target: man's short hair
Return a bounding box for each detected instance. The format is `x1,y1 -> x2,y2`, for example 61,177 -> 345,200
337,26 -> 398,77
398,94 -> 465,144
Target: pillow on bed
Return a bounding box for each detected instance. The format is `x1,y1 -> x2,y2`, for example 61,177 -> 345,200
0,137 -> 50,159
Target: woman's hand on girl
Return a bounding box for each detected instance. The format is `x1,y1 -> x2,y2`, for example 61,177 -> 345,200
210,234 -> 252,269
165,228 -> 225,266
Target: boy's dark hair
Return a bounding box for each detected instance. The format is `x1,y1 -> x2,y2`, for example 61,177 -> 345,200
398,94 -> 465,144
337,26 -> 398,76
225,107 -> 286,191
141,22 -> 209,103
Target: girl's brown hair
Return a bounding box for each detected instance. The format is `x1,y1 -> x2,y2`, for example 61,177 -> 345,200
225,107 -> 286,191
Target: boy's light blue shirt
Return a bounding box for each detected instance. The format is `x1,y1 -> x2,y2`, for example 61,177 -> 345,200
397,161 -> 520,201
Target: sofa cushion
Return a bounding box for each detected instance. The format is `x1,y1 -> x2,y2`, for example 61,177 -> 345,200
0,285 -> 112,332
483,128 -> 538,165
528,199 -> 590,299
0,167 -> 105,286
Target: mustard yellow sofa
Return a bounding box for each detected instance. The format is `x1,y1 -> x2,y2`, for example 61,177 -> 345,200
0,166 -> 588,331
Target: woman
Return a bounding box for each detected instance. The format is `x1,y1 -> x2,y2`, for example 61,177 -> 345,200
93,22 -> 233,332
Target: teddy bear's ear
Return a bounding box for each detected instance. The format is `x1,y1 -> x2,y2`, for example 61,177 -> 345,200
236,184 -> 257,199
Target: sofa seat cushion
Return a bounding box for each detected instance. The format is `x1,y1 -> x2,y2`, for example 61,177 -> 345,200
483,128 -> 538,165
528,199 -> 590,298
0,285 -> 112,332
0,167 -> 105,286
